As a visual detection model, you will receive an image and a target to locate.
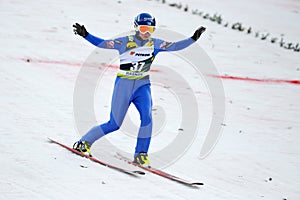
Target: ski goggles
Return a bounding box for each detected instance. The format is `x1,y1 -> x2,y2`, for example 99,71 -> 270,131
137,25 -> 155,34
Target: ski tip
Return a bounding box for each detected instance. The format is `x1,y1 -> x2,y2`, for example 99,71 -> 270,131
187,182 -> 204,188
192,182 -> 204,186
134,171 -> 146,175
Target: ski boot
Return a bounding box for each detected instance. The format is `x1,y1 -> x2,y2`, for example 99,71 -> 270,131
133,152 -> 150,167
73,141 -> 92,157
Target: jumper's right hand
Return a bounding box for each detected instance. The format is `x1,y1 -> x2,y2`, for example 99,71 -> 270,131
73,23 -> 88,38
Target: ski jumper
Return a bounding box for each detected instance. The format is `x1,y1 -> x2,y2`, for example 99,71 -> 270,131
80,32 -> 195,156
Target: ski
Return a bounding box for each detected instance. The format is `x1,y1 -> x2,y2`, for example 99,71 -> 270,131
115,153 -> 204,187
48,138 -> 145,176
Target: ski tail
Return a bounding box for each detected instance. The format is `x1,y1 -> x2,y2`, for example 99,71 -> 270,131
48,138 -> 145,176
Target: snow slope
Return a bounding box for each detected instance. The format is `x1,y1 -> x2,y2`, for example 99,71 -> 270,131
0,0 -> 299,199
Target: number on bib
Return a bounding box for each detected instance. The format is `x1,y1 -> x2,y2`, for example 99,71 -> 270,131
131,62 -> 145,71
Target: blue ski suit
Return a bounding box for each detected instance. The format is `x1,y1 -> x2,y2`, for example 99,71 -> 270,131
80,32 -> 195,156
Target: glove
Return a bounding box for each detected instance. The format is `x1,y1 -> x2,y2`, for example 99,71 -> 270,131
73,23 -> 88,38
191,26 -> 206,41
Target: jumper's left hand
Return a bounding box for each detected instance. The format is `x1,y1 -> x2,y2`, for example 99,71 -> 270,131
191,26 -> 206,41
